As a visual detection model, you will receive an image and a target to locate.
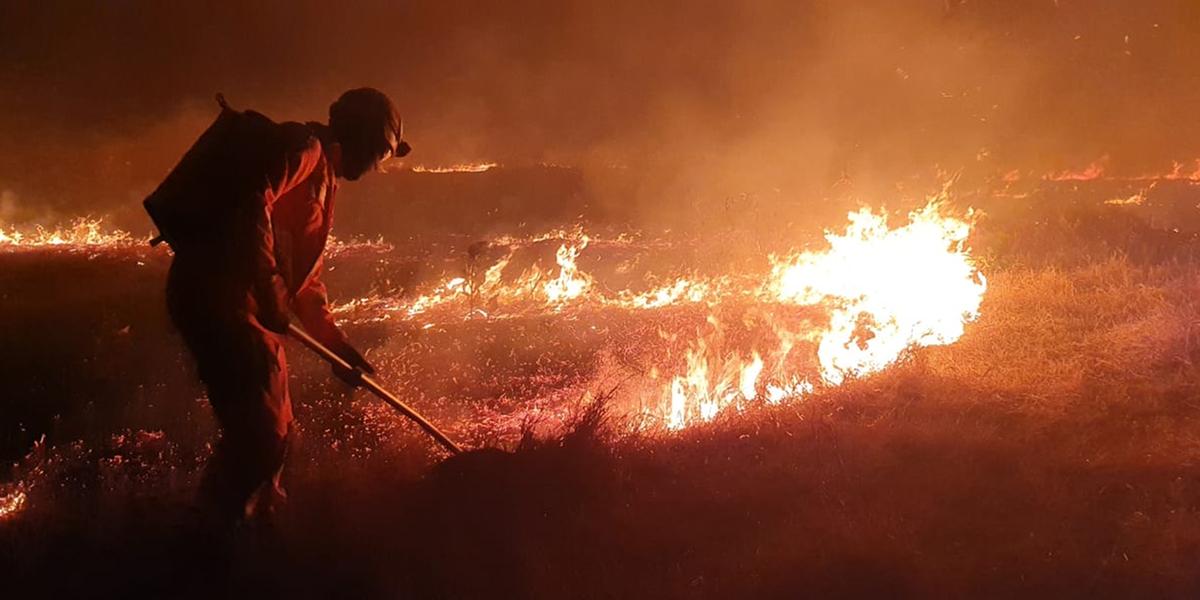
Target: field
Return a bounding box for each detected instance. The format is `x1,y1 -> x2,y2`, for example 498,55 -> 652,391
3,168 -> 1200,598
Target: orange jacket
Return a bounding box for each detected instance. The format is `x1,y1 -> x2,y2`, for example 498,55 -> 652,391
250,120 -> 345,348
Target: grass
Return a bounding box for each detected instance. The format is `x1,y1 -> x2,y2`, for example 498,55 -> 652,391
4,199 -> 1200,597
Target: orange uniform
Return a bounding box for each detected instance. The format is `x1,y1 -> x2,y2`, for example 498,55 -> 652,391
165,113 -> 345,522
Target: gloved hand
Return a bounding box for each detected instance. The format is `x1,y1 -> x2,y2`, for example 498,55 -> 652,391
329,340 -> 375,386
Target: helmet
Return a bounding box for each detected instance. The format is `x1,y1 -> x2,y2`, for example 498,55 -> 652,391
329,88 -> 410,179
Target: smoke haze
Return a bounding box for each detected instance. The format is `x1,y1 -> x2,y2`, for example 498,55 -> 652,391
2,0 -> 1198,227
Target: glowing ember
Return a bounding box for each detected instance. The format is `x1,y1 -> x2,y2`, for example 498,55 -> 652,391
0,489 -> 27,521
1105,190 -> 1148,206
326,234 -> 395,256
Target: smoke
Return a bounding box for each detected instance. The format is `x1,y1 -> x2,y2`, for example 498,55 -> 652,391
1,0 -> 1198,226
0,190 -> 20,223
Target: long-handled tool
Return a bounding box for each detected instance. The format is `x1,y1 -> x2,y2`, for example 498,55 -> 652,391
286,323 -> 462,454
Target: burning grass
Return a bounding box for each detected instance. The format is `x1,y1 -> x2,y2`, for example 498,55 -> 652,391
0,217 -> 139,249
3,185 -> 1200,596
324,196 -> 986,432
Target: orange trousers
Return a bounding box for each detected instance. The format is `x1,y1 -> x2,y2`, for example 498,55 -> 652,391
167,256 -> 293,523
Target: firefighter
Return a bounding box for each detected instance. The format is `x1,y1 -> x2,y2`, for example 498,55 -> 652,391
155,88 -> 410,525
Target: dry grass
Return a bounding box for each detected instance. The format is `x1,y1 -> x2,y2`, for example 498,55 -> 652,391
5,201 -> 1200,597
926,256 -> 1200,405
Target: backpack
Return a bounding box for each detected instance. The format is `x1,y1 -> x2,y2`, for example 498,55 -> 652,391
143,94 -> 285,250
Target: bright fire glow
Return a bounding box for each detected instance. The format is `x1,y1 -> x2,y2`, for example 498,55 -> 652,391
543,236 -> 593,305
658,198 -> 985,428
0,218 -> 135,249
410,162 -> 498,173
767,200 -> 985,385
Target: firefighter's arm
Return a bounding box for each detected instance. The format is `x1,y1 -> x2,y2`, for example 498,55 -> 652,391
251,201 -> 291,333
251,133 -> 323,333
293,263 -> 376,375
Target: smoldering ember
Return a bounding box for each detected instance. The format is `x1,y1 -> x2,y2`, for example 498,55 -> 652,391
4,2 -> 1200,598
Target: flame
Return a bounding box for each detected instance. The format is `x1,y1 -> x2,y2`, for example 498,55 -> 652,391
1105,190 -> 1148,206
616,278 -> 726,309
410,162 -> 498,173
1044,157 -> 1108,181
660,323 -> 802,430
326,234 -> 395,256
738,352 -> 764,401
0,217 -> 135,250
0,217 -> 396,256
1036,157 -> 1200,183
405,277 -> 471,317
1152,159 -> 1200,181
657,198 -> 985,428
768,200 -> 985,384
333,230 -> 603,319
543,236 -> 593,305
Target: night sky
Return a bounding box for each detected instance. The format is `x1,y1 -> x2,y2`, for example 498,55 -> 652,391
2,0 -> 1198,221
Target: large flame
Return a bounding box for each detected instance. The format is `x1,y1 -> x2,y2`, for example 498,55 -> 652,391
768,201 -> 985,384
658,198 -> 985,428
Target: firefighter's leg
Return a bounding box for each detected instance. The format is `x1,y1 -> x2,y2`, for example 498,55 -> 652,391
191,317 -> 293,524
244,326 -> 294,521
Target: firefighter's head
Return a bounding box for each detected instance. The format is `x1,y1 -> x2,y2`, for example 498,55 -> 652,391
329,88 -> 410,181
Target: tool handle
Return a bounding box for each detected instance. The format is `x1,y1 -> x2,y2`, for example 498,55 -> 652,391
286,323 -> 462,454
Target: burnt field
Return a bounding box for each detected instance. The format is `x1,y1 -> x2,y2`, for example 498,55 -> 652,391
3,169 -> 1200,598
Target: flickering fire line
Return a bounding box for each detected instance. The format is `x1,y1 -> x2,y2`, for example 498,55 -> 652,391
2,193 -> 990,431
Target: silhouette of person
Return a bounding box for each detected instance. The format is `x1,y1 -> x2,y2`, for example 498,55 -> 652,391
149,88 -> 410,525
